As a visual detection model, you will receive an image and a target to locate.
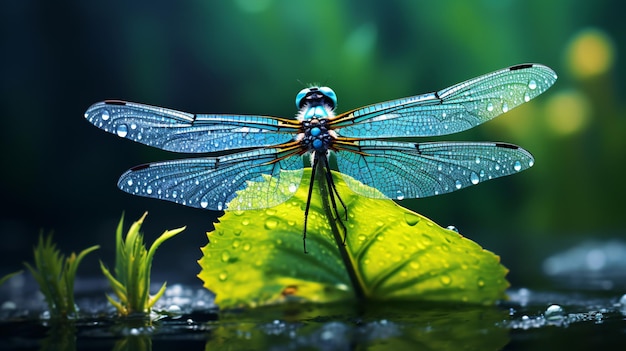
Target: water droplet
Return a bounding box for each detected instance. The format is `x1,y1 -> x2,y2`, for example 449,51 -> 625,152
221,251 -> 230,263
514,160 -> 522,171
243,243 -> 251,251
410,262 -> 420,270
396,190 -> 405,200
524,92 -> 531,102
200,196 -> 209,208
116,124 -> 128,137
446,225 -> 459,232
130,123 -> 137,130
232,239 -> 241,249
477,278 -> 485,288
439,275 -> 452,285
455,180 -> 462,189
357,234 -> 367,241
470,172 -> 479,185
475,157 -> 481,164
375,234 -> 384,241
486,103 -> 494,112
544,304 -> 564,321
264,218 -> 278,230
146,186 -> 153,195
101,110 -> 110,121
619,293 -> 626,306
502,103 -> 509,113
218,271 -> 228,281
403,212 -> 420,226
528,159 -> 534,167
126,179 -> 133,186
241,218 -> 250,226
288,183 -> 297,193
528,80 -> 537,90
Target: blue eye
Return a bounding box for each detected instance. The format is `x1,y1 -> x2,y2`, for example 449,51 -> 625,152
295,88 -> 310,109
318,87 -> 337,108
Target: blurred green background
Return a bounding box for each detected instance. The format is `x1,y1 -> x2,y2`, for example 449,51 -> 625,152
1,0 -> 623,286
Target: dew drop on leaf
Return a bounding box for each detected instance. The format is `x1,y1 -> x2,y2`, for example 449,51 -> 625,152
403,212 -> 420,226
218,271 -> 228,281
264,218 -> 278,230
440,275 -> 452,286
232,239 -> 241,249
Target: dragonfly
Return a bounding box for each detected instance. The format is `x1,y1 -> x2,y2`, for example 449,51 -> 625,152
84,63 -> 557,252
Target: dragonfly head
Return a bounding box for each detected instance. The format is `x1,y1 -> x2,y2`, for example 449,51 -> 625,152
295,86 -> 337,110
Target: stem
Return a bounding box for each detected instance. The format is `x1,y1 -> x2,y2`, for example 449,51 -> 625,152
315,163 -> 365,301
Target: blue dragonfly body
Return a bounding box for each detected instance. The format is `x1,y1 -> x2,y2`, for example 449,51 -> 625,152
85,64 -> 556,252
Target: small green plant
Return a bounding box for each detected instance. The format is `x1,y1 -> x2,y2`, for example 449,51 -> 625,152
24,233 -> 99,318
100,212 -> 185,316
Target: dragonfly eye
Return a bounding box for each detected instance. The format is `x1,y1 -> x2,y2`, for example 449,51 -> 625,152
318,87 -> 337,108
295,88 -> 311,109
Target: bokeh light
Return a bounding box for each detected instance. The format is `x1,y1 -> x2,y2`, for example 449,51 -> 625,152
565,28 -> 615,79
544,90 -> 591,136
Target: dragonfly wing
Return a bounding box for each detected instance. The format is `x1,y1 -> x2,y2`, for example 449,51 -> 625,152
333,64 -> 557,138
84,100 -> 298,153
118,148 -> 304,210
334,140 -> 534,199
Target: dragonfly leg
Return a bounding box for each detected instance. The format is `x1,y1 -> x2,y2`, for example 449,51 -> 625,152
302,158 -> 319,254
321,157 -> 348,245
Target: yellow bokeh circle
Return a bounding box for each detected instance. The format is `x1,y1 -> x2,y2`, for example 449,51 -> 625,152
565,28 -> 615,79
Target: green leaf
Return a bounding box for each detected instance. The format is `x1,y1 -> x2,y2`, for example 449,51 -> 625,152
198,169 -> 509,309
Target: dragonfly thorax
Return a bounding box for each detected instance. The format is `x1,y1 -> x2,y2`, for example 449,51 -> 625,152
300,118 -> 335,152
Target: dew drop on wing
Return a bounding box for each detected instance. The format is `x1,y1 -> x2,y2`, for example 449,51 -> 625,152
514,160 -> 522,171
455,180 -> 462,189
470,172 -> 479,185
396,190 -> 405,200
101,110 -> 110,121
200,197 -> 210,208
116,124 -> 128,137
528,80 -> 537,90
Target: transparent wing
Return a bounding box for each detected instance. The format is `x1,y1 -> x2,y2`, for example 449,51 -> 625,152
84,100 -> 300,153
334,140 -> 534,199
117,148 -> 304,210
332,64 -> 557,138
